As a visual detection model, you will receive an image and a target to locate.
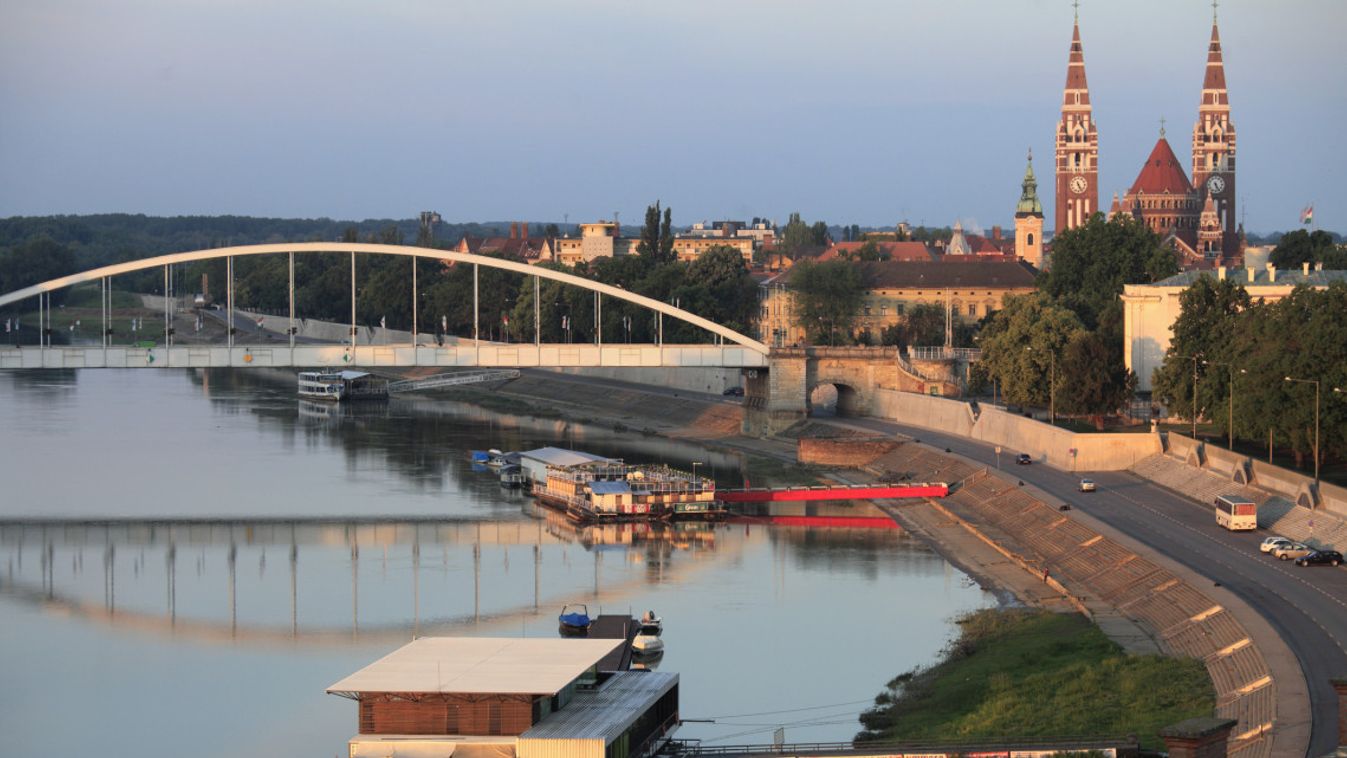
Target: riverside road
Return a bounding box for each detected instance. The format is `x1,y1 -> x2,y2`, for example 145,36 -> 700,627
839,416 -> 1347,758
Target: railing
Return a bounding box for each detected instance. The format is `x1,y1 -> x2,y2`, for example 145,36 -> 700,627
387,369 -> 520,392
908,346 -> 982,362
661,734 -> 1136,757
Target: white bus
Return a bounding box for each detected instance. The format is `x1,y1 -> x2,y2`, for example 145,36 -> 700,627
1215,494 -> 1258,531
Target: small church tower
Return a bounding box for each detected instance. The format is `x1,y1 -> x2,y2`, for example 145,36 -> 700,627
1015,149 -> 1045,268
1197,190 -> 1222,259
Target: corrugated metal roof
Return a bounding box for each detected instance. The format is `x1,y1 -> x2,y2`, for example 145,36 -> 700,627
1145,268 -> 1347,288
521,447 -> 612,468
588,481 -> 631,495
519,672 -> 678,742
327,637 -> 623,696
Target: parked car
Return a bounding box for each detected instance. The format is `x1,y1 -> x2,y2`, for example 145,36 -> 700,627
722,386 -> 744,396
1078,479 -> 1096,492
1259,537 -> 1295,554
1016,453 -> 1032,465
1271,542 -> 1314,561
1294,550 -> 1343,567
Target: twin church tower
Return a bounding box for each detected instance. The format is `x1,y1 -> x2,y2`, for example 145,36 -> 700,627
1040,6 -> 1240,266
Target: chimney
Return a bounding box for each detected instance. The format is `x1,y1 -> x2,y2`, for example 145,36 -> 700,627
1159,718 -> 1238,758
1316,261 -> 1325,271
1303,261 -> 1310,276
1217,266 -> 1226,281
508,223 -> 518,239
522,222 -> 529,240
992,226 -> 1002,241
1247,267 -> 1256,283
1332,678 -> 1347,748
1266,262 -> 1276,283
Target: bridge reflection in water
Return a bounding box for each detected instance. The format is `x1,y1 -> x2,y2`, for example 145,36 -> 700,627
0,509 -> 731,646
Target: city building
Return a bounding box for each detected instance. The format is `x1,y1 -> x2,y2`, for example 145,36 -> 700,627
758,258 -> 1038,347
1055,10 -> 1243,267
1054,15 -> 1099,236
327,637 -> 679,758
455,223 -> 554,263
1121,264 -> 1347,391
552,222 -> 637,266
1014,151 -> 1045,268
943,222 -> 1014,258
672,236 -> 754,263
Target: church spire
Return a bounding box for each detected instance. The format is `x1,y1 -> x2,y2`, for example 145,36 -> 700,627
1017,149 -> 1043,216
1192,5 -> 1236,257
1055,8 -> 1098,235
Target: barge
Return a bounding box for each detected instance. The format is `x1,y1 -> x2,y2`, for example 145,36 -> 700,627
296,370 -> 388,401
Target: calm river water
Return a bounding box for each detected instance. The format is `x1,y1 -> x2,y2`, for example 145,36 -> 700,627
0,369 -> 993,757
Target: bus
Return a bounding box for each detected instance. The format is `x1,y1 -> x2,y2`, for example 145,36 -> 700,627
1215,494 -> 1258,531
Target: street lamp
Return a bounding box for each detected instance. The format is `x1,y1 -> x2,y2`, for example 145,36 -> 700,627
1025,346 -> 1056,425
1203,360 -> 1246,450
1283,376 -> 1321,484
1176,354 -> 1202,440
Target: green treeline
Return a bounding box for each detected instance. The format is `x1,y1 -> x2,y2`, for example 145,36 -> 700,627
0,212 -> 759,344
855,609 -> 1213,750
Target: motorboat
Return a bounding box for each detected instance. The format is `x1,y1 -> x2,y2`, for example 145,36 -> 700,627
631,630 -> 664,657
638,609 -> 662,636
558,604 -> 591,636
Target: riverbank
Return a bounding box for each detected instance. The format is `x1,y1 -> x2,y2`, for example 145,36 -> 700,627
854,608 -> 1213,750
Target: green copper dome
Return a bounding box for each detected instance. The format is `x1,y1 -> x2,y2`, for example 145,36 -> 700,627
1016,150 -> 1043,216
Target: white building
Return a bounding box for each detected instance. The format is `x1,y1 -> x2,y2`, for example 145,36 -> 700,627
1122,263 -> 1346,391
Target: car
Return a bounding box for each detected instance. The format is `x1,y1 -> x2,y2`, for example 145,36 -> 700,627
722,386 -> 744,396
1294,550 -> 1343,567
1016,454 -> 1032,465
1259,536 -> 1295,554
1271,542 -> 1313,561
1078,479 -> 1096,492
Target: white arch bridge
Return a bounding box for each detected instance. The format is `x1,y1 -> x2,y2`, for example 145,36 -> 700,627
0,243 -> 768,370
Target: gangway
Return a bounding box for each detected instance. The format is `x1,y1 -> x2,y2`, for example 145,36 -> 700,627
718,482 -> 947,503
387,369 -> 520,393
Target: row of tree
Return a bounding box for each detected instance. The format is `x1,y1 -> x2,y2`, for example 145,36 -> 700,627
1151,277 -> 1347,466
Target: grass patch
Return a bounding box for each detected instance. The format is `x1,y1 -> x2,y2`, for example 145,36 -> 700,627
856,609 -> 1213,750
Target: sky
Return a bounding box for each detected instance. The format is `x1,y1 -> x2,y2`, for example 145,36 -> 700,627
1,0 -> 1344,234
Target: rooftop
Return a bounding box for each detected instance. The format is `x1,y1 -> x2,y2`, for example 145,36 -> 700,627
857,259 -> 1039,290
519,670 -> 678,742
326,637 -> 624,696
1139,268 -> 1347,289
1128,137 -> 1193,196
521,447 -> 613,468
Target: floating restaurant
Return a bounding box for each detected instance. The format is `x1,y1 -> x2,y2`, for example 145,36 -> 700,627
327,637 -> 680,758
533,458 -> 721,522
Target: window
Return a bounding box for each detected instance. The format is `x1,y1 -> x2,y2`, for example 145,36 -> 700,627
879,304 -> 888,316
1027,233 -> 1034,246
968,304 -> 977,316
864,305 -> 872,316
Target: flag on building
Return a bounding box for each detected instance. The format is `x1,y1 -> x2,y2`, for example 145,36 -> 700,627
1301,205 -> 1314,225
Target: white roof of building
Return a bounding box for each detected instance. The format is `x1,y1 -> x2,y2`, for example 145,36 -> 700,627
326,637 -> 623,696
520,447 -> 612,468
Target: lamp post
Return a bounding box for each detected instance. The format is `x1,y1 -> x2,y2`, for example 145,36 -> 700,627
1025,346 -> 1056,425
1203,360 -> 1246,450
1283,376 -> 1320,484
1176,354 -> 1201,440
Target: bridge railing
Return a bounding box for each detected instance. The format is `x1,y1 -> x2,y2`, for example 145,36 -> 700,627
908,346 -> 982,362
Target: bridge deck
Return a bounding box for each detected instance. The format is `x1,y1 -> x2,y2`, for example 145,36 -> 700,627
718,483 -> 947,502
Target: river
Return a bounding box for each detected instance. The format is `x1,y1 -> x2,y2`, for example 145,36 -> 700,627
0,369 -> 993,757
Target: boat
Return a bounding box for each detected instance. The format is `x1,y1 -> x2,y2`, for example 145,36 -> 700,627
558,604 -> 591,636
631,630 -> 664,657
499,465 -> 526,489
638,609 -> 662,636
469,450 -> 491,465
297,370 -> 388,401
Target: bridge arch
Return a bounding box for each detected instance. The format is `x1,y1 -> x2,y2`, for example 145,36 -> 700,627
0,242 -> 768,355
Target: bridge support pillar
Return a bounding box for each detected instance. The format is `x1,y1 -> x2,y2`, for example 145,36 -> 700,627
742,354 -> 808,436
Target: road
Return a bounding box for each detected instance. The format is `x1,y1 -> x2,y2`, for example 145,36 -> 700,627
834,416 -> 1347,758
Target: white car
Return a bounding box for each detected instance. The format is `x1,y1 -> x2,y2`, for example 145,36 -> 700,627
1078,479 -> 1096,492
1259,536 -> 1294,554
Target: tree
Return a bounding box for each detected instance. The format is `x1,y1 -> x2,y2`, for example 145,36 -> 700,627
1270,229 -> 1338,269
1150,276 -> 1251,429
1039,213 -> 1177,329
789,259 -> 865,345
781,212 -> 812,252
544,223 -> 560,239
978,293 -> 1085,408
1057,330 -> 1137,427
810,221 -> 829,246
659,207 -> 674,263
844,240 -> 889,262
636,202 -> 662,262
879,303 -> 944,347
0,236 -> 76,308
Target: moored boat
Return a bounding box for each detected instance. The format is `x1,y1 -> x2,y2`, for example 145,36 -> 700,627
638,609 -> 662,636
631,630 -> 664,657
558,604 -> 591,636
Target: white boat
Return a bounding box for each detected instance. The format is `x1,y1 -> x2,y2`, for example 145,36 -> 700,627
631,631 -> 664,657
638,609 -> 662,636
297,370 -> 388,401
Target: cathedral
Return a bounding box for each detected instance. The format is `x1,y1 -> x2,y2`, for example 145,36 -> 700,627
1054,8 -> 1242,267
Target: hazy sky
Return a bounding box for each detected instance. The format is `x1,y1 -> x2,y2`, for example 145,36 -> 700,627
1,0 -> 1343,233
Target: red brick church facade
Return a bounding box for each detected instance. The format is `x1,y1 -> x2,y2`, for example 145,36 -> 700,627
1055,13 -> 1242,268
